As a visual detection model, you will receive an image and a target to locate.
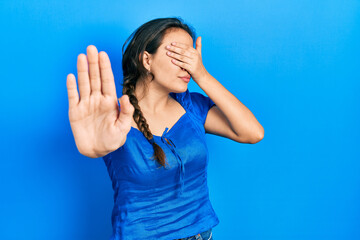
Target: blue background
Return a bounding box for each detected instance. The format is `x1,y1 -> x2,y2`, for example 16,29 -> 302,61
0,0 -> 359,239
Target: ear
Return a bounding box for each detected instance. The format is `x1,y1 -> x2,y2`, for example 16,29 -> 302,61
140,51 -> 152,72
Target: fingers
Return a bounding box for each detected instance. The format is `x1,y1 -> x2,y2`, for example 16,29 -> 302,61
66,73 -> 79,108
75,45 -> 116,102
77,53 -> 90,100
99,51 -> 117,97
87,45 -> 101,94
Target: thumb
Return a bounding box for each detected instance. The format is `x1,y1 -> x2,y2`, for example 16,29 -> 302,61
196,36 -> 202,56
117,94 -> 134,123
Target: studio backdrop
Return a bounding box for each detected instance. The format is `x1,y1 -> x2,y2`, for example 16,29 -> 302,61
0,0 -> 359,239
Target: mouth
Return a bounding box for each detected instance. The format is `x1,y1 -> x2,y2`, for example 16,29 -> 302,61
179,75 -> 191,79
179,76 -> 191,82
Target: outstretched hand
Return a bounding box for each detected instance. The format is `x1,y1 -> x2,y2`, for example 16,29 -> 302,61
66,45 -> 134,158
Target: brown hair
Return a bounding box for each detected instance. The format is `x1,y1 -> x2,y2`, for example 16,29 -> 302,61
121,17 -> 196,168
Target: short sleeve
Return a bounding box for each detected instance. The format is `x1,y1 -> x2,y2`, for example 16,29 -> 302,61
189,91 -> 216,125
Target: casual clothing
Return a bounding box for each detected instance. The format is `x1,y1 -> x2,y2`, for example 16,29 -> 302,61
102,88 -> 219,240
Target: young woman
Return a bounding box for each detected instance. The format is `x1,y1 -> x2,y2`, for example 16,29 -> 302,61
66,17 -> 264,240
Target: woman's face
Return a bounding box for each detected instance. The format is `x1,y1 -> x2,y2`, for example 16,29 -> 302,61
143,28 -> 194,93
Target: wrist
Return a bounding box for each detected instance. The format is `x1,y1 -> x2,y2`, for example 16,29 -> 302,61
195,70 -> 210,85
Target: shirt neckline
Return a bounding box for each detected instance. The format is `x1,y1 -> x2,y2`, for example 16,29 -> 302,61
130,112 -> 187,138
130,92 -> 188,138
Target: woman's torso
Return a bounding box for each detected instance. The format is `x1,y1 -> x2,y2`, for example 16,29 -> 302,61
102,89 -> 219,240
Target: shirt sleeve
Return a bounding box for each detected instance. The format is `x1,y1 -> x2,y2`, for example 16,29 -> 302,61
189,91 -> 216,125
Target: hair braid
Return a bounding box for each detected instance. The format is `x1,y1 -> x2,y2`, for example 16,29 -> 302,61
120,17 -> 196,169
122,79 -> 170,169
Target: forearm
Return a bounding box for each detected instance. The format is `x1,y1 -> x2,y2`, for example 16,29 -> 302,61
196,71 -> 264,139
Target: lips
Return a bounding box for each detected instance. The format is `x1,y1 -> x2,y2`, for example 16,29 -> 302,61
179,75 -> 190,79
179,76 -> 190,83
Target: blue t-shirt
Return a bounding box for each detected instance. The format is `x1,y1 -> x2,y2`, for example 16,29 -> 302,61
102,88 -> 219,240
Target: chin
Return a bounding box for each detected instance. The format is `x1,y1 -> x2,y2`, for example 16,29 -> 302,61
169,86 -> 187,94
178,85 -> 188,93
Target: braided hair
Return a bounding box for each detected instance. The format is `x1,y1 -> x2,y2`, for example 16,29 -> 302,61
121,17 -> 196,168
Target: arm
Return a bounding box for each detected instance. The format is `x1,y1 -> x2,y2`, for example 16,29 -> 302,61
163,38 -> 263,143
198,72 -> 264,144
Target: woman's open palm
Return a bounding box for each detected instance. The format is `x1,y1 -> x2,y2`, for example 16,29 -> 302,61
66,45 -> 134,158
